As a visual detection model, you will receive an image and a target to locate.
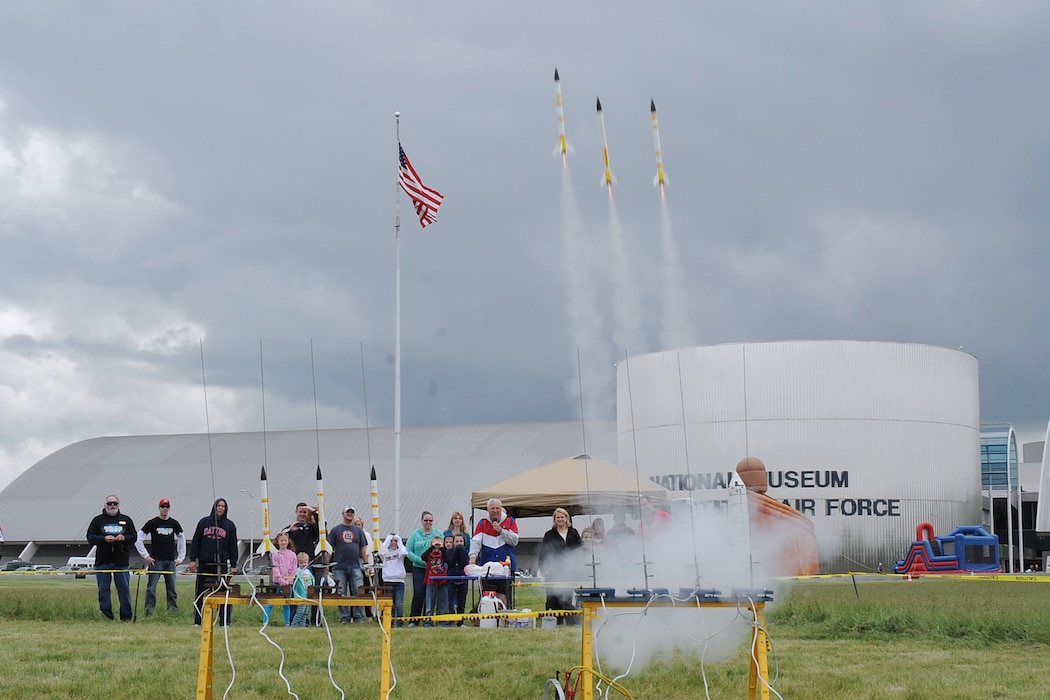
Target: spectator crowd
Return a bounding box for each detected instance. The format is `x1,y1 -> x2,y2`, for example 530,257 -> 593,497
86,492 -> 670,627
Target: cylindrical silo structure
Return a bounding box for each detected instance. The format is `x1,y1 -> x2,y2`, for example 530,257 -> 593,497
616,340 -> 981,573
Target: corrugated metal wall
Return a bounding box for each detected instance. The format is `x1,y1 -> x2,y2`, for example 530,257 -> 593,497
617,341 -> 981,573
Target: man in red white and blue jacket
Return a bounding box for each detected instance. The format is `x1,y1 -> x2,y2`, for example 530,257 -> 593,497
469,497 -> 519,572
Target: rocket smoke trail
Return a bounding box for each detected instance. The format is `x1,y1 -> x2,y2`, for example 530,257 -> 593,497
659,196 -> 692,349
560,165 -> 613,421
606,196 -> 645,357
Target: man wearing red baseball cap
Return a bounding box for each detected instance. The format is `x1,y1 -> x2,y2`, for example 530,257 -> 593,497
135,498 -> 186,616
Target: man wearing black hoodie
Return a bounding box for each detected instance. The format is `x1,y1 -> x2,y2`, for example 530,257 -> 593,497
188,498 -> 238,625
86,494 -> 137,621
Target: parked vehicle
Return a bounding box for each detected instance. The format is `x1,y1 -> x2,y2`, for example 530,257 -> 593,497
65,556 -> 95,568
2,559 -> 35,571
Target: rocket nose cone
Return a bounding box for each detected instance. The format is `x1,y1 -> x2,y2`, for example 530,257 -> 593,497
650,99 -> 656,112
554,67 -> 560,81
596,97 -> 602,111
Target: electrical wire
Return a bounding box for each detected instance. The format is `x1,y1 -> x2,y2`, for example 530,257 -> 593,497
589,595 -> 648,698
315,582 -> 346,699
370,586 -> 399,700
241,571 -> 299,698
218,582 -> 237,700
587,591 -> 782,700
741,594 -> 783,700
542,677 -> 567,700
563,666 -> 635,700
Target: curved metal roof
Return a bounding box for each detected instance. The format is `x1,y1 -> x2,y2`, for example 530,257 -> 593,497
0,421 -> 616,547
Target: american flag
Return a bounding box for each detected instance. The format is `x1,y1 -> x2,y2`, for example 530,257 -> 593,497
398,143 -> 444,228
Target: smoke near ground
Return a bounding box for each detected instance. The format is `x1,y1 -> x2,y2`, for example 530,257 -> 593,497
532,492 -> 798,674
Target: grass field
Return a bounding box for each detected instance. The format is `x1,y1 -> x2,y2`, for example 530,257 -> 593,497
0,573 -> 1047,699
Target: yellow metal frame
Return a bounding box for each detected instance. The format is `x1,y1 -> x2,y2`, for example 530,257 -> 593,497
578,598 -> 769,700
196,594 -> 393,700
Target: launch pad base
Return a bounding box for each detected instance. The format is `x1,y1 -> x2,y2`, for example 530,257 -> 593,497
195,594 -> 393,700
578,593 -> 771,700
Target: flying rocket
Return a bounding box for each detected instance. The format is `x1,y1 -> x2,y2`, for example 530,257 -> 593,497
650,99 -> 668,187
596,97 -> 616,187
553,68 -> 573,157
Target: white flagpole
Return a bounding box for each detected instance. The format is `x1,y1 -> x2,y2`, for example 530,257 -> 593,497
393,111 -> 403,536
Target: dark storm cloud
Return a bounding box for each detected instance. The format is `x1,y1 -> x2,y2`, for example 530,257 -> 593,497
1,2 -> 1048,488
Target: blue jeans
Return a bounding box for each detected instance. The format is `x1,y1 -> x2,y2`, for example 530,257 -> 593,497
145,560 -> 178,613
263,586 -> 294,625
450,581 -> 469,614
96,567 -> 132,621
386,581 -> 405,625
409,565 -> 427,619
332,567 -> 364,622
424,584 -> 449,626
193,563 -> 232,626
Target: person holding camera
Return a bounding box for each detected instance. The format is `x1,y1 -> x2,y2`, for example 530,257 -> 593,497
86,495 -> 137,621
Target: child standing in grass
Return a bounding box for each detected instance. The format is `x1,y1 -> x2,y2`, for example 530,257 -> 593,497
445,533 -> 470,621
380,533 -> 408,627
289,551 -> 314,628
423,535 -> 448,627
265,532 -> 297,626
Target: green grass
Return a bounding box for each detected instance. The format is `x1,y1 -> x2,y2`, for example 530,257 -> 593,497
0,574 -> 1048,699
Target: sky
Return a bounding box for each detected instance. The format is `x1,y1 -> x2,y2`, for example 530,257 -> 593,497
1,3 -> 1049,492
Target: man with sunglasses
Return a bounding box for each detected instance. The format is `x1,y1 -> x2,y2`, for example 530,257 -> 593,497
135,498 -> 186,616
86,495 -> 137,621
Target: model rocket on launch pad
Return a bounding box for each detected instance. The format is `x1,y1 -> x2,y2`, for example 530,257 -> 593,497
259,466 -> 272,555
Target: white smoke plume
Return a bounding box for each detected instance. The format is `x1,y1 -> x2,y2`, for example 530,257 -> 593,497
559,167 -> 614,421
659,195 -> 693,350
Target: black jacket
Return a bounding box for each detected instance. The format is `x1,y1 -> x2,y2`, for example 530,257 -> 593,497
188,498 -> 238,567
87,510 -> 137,567
538,526 -> 583,578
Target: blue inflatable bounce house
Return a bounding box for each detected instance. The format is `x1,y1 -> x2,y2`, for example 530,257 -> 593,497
893,522 -> 1001,575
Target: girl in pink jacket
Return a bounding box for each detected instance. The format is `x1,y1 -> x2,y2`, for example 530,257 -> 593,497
265,531 -> 297,626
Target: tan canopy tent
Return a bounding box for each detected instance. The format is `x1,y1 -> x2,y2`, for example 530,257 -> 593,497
471,453 -> 671,519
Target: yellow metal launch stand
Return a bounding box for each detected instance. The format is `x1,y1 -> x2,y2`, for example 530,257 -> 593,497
578,598 -> 770,700
196,594 -> 393,699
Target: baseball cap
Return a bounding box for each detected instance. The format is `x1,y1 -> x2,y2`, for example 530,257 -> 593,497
344,506 -> 355,514
159,499 -> 171,507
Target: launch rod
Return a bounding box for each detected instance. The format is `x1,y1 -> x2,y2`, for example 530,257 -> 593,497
310,341 -> 329,554
258,341 -> 272,557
